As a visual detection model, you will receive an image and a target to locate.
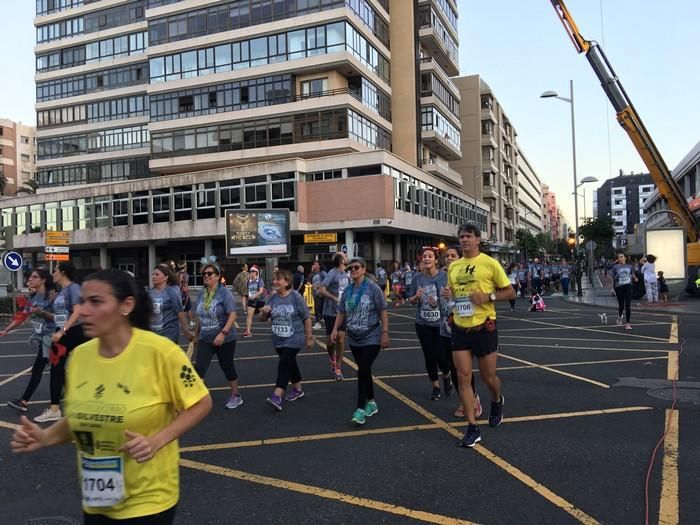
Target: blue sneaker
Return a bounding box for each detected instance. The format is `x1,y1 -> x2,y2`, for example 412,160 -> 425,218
364,400 -> 378,417
285,388 -> 304,402
488,395 -> 504,427
351,408 -> 366,425
265,394 -> 283,411
225,394 -> 244,410
459,424 -> 481,448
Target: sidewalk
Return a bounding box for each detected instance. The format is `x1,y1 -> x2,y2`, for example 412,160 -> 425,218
560,272 -> 700,315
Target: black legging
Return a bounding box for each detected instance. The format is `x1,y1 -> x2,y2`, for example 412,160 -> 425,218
275,347 -> 302,389
441,335 -> 477,396
509,284 -> 517,308
52,325 -> 88,405
22,341 -> 47,402
84,505 -> 176,524
195,340 -> 238,381
614,284 -> 632,323
350,344 -> 381,409
415,323 -> 451,382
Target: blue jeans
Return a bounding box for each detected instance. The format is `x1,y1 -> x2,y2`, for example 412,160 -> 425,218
560,277 -> 570,295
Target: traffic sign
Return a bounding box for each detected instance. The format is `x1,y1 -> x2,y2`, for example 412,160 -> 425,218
585,240 -> 597,251
45,231 -> 70,246
45,254 -> 70,262
2,251 -> 23,272
340,244 -> 348,254
44,246 -> 70,254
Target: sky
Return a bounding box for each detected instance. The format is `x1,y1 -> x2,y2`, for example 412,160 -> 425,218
1,1 -> 698,228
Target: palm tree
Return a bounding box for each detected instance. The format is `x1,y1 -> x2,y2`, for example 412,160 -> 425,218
16,179 -> 39,195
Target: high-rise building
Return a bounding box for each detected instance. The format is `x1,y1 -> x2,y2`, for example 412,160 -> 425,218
541,184 -> 560,240
516,148 -> 544,234
8,0 -> 487,278
0,119 -> 36,196
595,170 -> 654,240
451,74 -> 518,255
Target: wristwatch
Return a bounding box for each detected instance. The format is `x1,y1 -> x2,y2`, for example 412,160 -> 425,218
489,292 -> 497,302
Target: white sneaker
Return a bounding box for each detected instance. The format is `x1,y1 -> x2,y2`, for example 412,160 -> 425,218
616,316 -> 623,326
313,322 -> 322,330
34,408 -> 62,423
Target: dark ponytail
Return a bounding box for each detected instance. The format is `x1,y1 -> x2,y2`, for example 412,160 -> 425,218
33,267 -> 54,300
83,269 -> 152,330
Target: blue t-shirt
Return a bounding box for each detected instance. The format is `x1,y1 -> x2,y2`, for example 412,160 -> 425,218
531,264 -> 543,279
195,285 -> 237,344
612,264 -> 634,287
390,270 -> 403,285
321,268 -> 349,317
408,271 -> 446,327
338,279 -> 387,346
247,277 -> 265,299
27,292 -> 56,340
53,282 -> 81,328
149,285 -> 184,338
376,267 -> 387,286
266,291 -> 309,349
404,270 -> 415,287
560,264 -> 571,279
517,269 -> 528,282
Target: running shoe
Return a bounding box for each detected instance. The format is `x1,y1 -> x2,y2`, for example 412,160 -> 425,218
616,316 -> 623,326
242,331 -> 252,338
225,394 -> 244,410
475,394 -> 483,418
454,405 -> 465,418
351,408 -> 366,425
488,395 -> 504,427
364,400 -> 379,417
625,323 -> 632,330
7,399 -> 28,413
34,408 -> 61,423
313,322 -> 322,330
443,374 -> 453,396
459,424 -> 481,448
265,394 -> 283,411
329,356 -> 336,374
429,387 -> 441,401
334,368 -> 344,381
285,388 -> 304,402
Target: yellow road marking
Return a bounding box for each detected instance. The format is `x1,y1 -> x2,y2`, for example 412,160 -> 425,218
0,419 -> 19,431
499,335 -> 675,344
0,367 -> 33,387
499,353 -> 610,389
667,352 -> 679,382
659,409 -> 679,525
498,316 -> 670,341
668,316 -> 678,344
500,343 -> 668,354
180,458 -> 477,525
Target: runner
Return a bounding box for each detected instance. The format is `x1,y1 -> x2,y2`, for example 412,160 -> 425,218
375,262 -> 388,295
5,268 -> 56,414
612,252 -> 637,330
243,265 -> 266,338
260,269 -> 313,411
193,259 -> 242,409
403,263 -> 415,302
517,262 -> 529,297
10,269 -> 212,524
551,260 -> 561,292
331,257 -> 389,425
148,263 -> 193,344
319,253 -> 349,380
542,261 -> 552,293
447,223 -> 515,447
309,261 -> 327,330
408,247 -> 452,401
530,258 -> 543,294
560,259 -> 572,296
389,261 -> 404,306
176,262 -> 193,329
506,263 -> 519,311
440,246 -> 481,420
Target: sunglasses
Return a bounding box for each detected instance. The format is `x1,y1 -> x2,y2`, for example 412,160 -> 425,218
201,271 -> 217,277
348,264 -> 362,271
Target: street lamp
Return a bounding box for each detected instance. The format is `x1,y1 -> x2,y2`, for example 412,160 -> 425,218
573,176 -> 599,221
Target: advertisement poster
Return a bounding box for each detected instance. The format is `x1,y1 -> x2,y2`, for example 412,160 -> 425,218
225,209 -> 290,257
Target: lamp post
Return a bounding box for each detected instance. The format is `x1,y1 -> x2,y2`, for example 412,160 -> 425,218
575,176 -> 599,222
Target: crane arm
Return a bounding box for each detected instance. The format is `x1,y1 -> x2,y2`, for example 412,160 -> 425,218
550,0 -> 698,243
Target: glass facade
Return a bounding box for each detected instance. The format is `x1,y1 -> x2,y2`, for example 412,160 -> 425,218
37,157 -> 151,187
36,63 -> 148,102
421,73 -> 459,117
420,106 -> 460,150
37,95 -> 149,128
37,125 -> 150,160
36,32 -> 147,72
36,0 -> 83,17
418,6 -> 458,63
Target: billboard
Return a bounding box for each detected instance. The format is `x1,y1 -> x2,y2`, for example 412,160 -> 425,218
644,227 -> 686,280
225,209 -> 290,257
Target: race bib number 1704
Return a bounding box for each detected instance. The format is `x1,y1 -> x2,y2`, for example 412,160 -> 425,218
81,455 -> 125,508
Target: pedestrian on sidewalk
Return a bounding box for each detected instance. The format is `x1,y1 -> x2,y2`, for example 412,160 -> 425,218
612,253 -> 637,330
332,257 -> 389,426
261,269 -> 313,411
641,254 -> 658,303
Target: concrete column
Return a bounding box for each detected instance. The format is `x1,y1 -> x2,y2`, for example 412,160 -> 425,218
204,238 -> 213,257
393,235 -> 401,264
344,229 -> 354,257
99,247 -> 108,269
372,232 -> 381,266
147,243 -> 156,287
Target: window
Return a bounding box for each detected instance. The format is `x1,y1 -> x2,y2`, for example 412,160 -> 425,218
152,189 -> 171,223
301,78 -> 328,96
173,185 -> 192,221
220,180 -> 241,210
132,191 -> 149,225
196,182 -> 216,219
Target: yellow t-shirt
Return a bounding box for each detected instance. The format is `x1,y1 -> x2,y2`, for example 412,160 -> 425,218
447,253 -> 511,328
65,328 -> 209,519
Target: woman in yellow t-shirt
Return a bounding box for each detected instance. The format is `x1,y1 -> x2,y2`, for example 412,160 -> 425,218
11,269 -> 212,524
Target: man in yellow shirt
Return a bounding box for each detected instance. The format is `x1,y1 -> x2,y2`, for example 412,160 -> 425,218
447,223 -> 515,448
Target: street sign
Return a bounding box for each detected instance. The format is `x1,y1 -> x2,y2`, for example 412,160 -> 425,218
2,251 -> 23,272
304,233 -> 337,244
340,244 -> 348,254
305,245 -> 339,255
585,240 -> 597,251
45,231 -> 70,246
44,246 -> 70,254
45,254 -> 70,262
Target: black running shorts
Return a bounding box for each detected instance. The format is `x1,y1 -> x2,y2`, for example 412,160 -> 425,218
324,315 -> 346,335
452,325 -> 498,358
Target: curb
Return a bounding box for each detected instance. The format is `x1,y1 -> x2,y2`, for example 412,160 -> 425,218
561,295 -> 700,316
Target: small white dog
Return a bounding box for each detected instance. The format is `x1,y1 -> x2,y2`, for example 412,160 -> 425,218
598,313 -> 608,324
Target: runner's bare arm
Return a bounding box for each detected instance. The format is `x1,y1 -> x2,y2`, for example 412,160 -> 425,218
11,416 -> 71,453
318,285 -> 338,303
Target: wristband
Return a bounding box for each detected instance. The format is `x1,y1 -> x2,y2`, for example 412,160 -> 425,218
220,329 -> 230,336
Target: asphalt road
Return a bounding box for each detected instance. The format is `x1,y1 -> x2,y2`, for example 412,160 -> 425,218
0,297 -> 697,524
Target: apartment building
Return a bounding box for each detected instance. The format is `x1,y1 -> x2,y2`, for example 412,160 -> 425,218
541,184 -> 560,240
516,148 -> 544,234
7,0 -> 488,279
451,74 -> 518,255
0,119 -> 36,196
595,170 -> 654,244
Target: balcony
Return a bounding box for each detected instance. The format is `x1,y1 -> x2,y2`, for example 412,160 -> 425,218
422,158 -> 462,186
420,57 -> 460,99
418,8 -> 459,76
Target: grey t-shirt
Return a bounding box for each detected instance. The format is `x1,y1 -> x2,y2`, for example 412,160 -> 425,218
266,291 -> 309,349
612,263 -> 634,287
408,271 -> 446,327
310,270 -> 327,296
28,292 -> 55,340
149,285 -> 184,338
53,282 -> 81,328
560,264 -> 571,279
195,285 -> 237,344
321,268 -> 349,317
339,279 -> 387,346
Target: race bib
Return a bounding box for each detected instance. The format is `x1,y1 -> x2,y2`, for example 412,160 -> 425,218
420,308 -> 441,322
454,297 -> 474,318
271,322 -> 293,338
32,320 -> 43,334
81,455 -> 125,508
618,275 -> 631,285
54,314 -> 67,328
152,299 -> 163,330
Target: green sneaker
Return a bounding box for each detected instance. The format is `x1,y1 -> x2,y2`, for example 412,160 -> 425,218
364,400 -> 378,417
351,408 -> 366,425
